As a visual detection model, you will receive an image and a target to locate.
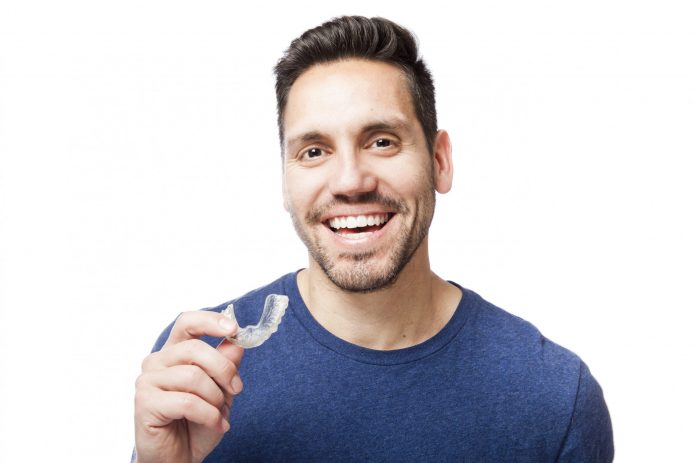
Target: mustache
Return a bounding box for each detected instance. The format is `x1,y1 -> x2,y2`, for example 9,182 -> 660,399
306,192 -> 409,224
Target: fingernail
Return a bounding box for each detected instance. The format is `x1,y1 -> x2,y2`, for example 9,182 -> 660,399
221,419 -> 230,433
231,375 -> 243,395
218,317 -> 235,331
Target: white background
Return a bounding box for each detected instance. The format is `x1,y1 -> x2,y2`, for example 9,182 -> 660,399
1,1 -> 692,461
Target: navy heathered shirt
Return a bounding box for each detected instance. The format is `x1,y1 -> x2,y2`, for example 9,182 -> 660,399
148,271 -> 613,462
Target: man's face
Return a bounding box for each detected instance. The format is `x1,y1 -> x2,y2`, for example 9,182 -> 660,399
282,59 -> 449,293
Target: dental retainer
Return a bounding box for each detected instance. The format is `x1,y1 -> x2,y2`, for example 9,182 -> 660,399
222,294 -> 289,348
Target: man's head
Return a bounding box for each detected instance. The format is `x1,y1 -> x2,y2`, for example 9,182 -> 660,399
276,17 -> 453,293
274,16 -> 438,155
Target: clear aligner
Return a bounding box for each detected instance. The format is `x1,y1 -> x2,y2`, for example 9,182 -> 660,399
222,294 -> 289,348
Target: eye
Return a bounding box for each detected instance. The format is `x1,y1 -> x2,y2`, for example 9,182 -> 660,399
302,147 -> 323,159
374,138 -> 392,148
368,137 -> 399,153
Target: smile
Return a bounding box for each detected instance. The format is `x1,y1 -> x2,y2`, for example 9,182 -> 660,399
324,213 -> 393,239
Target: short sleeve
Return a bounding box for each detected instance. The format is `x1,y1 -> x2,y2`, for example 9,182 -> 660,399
556,361 -> 614,462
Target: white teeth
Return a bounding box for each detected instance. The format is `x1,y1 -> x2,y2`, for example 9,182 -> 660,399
339,231 -> 371,240
328,214 -> 389,230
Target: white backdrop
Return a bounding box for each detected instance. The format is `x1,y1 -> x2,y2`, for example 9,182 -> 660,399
1,1 -> 692,461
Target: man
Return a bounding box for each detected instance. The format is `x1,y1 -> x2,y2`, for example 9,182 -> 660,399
133,16 -> 613,462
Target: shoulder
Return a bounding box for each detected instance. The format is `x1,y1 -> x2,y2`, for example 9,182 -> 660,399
462,288 -> 581,375
456,289 -> 587,409
457,288 -> 613,460
149,272 -> 296,352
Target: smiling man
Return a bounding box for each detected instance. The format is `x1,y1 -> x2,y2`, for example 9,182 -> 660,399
133,16 -> 613,463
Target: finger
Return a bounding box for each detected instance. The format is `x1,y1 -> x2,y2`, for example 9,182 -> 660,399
217,338 -> 245,367
137,388 -> 230,434
217,339 -> 245,394
144,339 -> 239,396
139,365 -> 227,410
164,311 -> 238,347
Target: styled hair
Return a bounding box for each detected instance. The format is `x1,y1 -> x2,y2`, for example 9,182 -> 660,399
274,16 -> 437,153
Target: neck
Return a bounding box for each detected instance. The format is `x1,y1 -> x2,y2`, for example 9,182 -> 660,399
297,237 -> 462,350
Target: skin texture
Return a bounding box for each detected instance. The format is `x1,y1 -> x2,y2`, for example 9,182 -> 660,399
283,60 -> 437,293
133,58 -> 460,461
283,59 -> 460,350
133,312 -> 244,463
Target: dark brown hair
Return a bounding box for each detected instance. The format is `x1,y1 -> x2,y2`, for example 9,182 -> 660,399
274,16 -> 437,153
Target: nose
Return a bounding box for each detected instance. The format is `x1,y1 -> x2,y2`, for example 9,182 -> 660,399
328,149 -> 377,198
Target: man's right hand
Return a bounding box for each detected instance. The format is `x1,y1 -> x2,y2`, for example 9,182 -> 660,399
134,311 -> 245,463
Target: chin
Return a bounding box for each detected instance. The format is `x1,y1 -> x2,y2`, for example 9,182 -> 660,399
325,270 -> 399,293
318,251 -> 408,294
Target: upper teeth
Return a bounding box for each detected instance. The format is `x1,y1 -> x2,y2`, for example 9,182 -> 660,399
328,214 -> 389,229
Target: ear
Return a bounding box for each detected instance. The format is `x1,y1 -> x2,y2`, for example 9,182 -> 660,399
432,130 -> 453,194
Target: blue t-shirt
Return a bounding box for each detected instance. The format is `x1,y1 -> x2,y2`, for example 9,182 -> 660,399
149,271 -> 613,462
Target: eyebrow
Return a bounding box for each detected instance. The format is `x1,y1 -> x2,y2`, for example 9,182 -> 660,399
362,118 -> 411,133
286,117 -> 413,150
288,131 -> 325,147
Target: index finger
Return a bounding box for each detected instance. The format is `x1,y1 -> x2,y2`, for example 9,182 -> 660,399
164,310 -> 238,347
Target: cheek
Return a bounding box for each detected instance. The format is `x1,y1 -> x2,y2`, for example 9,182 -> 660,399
283,172 -> 324,212
282,177 -> 290,212
381,159 -> 433,195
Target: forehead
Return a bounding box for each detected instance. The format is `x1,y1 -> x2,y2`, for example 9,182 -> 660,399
283,59 -> 418,142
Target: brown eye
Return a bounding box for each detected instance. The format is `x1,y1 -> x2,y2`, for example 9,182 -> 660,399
304,148 -> 323,159
375,139 -> 392,148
